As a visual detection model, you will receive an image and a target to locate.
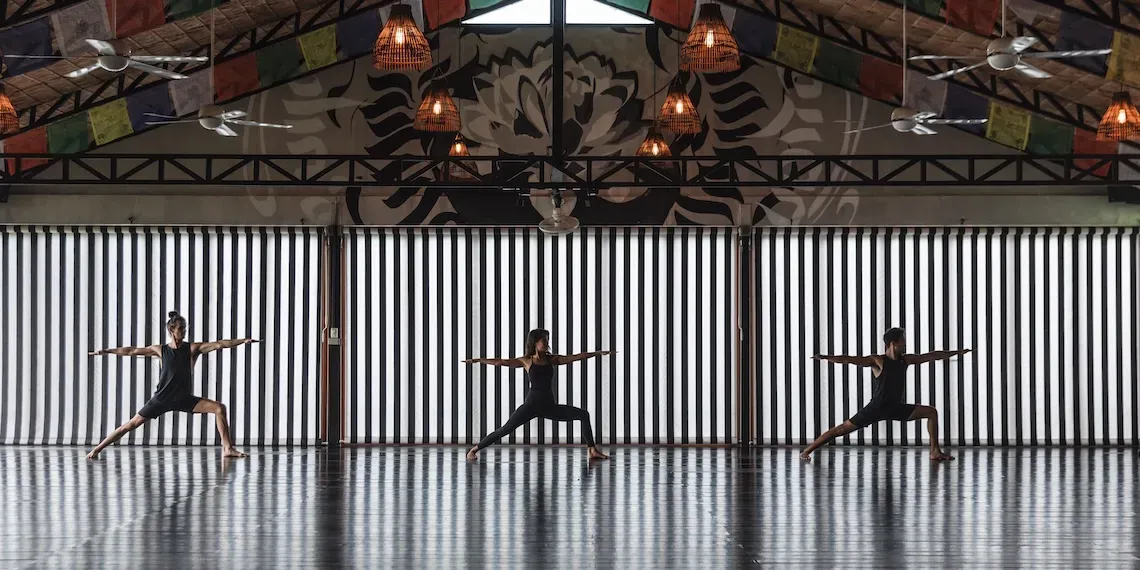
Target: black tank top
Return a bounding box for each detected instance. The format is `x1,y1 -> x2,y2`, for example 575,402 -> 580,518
870,354 -> 907,406
525,359 -> 555,401
151,343 -> 193,401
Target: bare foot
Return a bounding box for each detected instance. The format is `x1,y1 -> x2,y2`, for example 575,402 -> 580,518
86,450 -> 101,460
587,447 -> 609,460
930,451 -> 955,461
800,450 -> 812,461
466,447 -> 479,461
223,447 -> 248,458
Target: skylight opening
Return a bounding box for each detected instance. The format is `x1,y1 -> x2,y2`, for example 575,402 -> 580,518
462,0 -> 653,25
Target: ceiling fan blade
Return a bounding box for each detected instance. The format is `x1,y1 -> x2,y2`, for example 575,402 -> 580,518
908,54 -> 967,61
143,112 -> 180,119
144,119 -> 200,125
1014,62 -> 1051,79
130,55 -> 208,63
85,39 -> 117,55
65,62 -> 102,78
220,110 -> 247,119
229,119 -> 294,129
921,118 -> 988,125
126,60 -> 188,80
912,111 -> 938,121
1009,36 -> 1040,53
912,124 -> 938,135
1021,49 -> 1113,59
928,61 -> 988,81
842,123 -> 894,134
215,124 -> 239,137
3,54 -> 68,59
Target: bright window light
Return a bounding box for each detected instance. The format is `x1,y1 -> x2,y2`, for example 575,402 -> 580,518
462,0 -> 653,25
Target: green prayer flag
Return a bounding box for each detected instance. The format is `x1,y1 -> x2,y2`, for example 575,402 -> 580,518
167,0 -> 221,20
47,113 -> 92,154
257,41 -> 304,87
1025,116 -> 1074,154
812,40 -> 861,91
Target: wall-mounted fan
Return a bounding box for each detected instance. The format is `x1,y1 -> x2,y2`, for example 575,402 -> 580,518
909,0 -> 1111,80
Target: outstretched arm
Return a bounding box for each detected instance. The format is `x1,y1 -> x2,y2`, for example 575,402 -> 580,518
905,349 -> 971,365
194,338 -> 258,355
464,357 -> 525,367
812,354 -> 881,367
553,350 -> 614,365
89,345 -> 161,357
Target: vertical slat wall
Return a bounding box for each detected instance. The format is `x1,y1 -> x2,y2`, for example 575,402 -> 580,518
0,226 -> 323,446
344,227 -> 736,445
755,227 -> 1139,446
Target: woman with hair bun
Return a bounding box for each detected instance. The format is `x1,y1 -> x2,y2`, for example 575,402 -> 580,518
86,311 -> 257,459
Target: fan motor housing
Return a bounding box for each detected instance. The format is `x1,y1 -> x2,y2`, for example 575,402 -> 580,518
97,55 -> 130,73
890,107 -> 918,132
198,105 -> 224,129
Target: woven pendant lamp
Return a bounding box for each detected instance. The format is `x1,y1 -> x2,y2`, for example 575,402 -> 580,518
374,4 -> 431,71
636,128 -> 672,157
656,79 -> 701,134
0,84 -> 19,134
681,4 -> 739,73
448,133 -> 477,180
415,83 -> 461,132
1097,91 -> 1140,141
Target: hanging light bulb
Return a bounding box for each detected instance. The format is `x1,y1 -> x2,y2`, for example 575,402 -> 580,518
657,78 -> 701,135
1097,91 -> 1140,141
0,84 -> 19,135
681,4 -> 740,73
415,83 -> 461,132
374,4 -> 431,71
448,133 -> 477,180
636,128 -> 672,158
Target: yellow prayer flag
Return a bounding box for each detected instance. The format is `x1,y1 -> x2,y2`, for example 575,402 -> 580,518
88,98 -> 133,146
985,102 -> 1031,150
773,24 -> 819,74
1106,32 -> 1140,86
298,26 -> 338,71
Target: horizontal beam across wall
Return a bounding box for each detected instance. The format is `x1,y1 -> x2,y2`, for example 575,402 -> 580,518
0,153 -> 1131,187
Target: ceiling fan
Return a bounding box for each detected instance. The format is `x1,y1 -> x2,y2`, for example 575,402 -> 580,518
142,9 -> 293,136
908,0 -> 1112,80
538,191 -> 580,235
844,0 -> 987,136
3,39 -> 205,80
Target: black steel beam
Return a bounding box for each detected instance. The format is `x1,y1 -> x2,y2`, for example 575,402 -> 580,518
552,0 -> 565,156
731,0 -> 1105,132
5,0 -> 386,136
0,153 -> 1131,187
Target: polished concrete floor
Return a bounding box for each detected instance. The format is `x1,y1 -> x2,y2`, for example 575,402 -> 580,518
1,446 -> 1137,568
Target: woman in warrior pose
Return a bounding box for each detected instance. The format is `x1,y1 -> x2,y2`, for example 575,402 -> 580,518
86,311 -> 257,459
464,329 -> 612,461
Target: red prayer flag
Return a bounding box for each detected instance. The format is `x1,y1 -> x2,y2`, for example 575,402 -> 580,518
945,0 -> 1000,36
214,53 -> 259,102
106,0 -> 165,37
425,0 -> 466,30
1073,129 -> 1117,177
858,55 -> 903,103
650,0 -> 695,29
4,127 -> 48,173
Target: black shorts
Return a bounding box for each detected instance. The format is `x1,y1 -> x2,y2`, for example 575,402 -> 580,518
849,402 -> 917,428
138,395 -> 202,419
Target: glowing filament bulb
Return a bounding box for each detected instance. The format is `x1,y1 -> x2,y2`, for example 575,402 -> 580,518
455,142 -> 463,153
705,30 -> 715,48
1119,108 -> 1128,124
651,143 -> 660,156
433,101 -> 442,115
395,28 -> 405,45
675,100 -> 684,113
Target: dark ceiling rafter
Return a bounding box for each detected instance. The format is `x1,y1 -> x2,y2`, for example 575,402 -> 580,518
0,153 -> 1127,187
1029,0 -> 1140,38
3,0 -> 387,137
728,0 -> 1105,131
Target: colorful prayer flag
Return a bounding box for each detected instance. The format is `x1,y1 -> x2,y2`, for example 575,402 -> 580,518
811,40 -> 861,91
945,0 -> 999,36
169,70 -> 212,116
338,11 -> 379,58
905,69 -> 948,116
732,10 -> 776,58
166,0 -> 221,20
1056,11 -> 1111,76
910,0 -> 943,19
1024,116 -> 1074,154
985,102 -> 1031,150
51,0 -> 112,57
257,41 -> 304,88
298,26 -> 338,71
106,0 -> 165,38
126,84 -> 175,132
88,98 -> 134,145
1073,128 -> 1117,177
214,53 -> 259,102
1106,32 -> 1140,86
772,24 -> 818,74
47,114 -> 92,154
425,0 -> 468,28
3,127 -> 48,174
942,84 -> 988,135
0,20 -> 55,75
648,0 -> 694,28
858,56 -> 903,103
